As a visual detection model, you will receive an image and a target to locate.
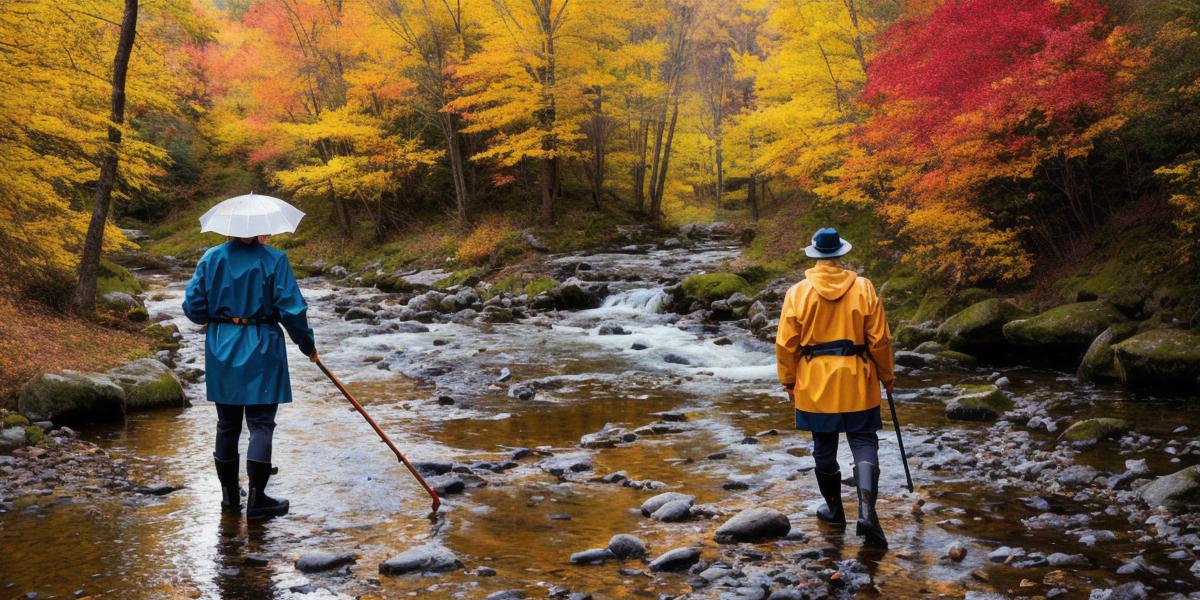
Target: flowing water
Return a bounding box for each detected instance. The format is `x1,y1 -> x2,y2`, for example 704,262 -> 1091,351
2,241 -> 1199,599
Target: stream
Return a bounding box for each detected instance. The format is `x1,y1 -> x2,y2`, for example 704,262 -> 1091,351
2,238 -> 1199,599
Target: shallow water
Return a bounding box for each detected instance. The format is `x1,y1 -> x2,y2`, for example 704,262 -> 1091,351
2,242 -> 1198,599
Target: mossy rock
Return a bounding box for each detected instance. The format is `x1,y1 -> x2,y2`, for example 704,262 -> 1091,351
434,267 -> 486,290
3,413 -> 30,427
524,276 -> 559,298
912,287 -> 994,324
96,258 -> 142,298
105,359 -> 185,411
364,272 -> 415,293
1002,301 -> 1128,364
126,306 -> 149,322
1078,322 -> 1140,383
1059,258 -> 1153,315
1141,465 -> 1200,511
680,273 -> 752,304
879,272 -> 925,321
19,371 -> 127,423
1061,418 -> 1131,442
914,341 -> 945,354
931,350 -> 978,368
1112,328 -> 1200,394
24,425 -> 44,445
937,299 -> 1030,357
945,384 -> 1012,421
893,324 -> 938,349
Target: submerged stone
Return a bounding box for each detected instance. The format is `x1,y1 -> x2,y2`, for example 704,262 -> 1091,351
295,551 -> 356,573
713,507 -> 791,543
379,544 -> 462,575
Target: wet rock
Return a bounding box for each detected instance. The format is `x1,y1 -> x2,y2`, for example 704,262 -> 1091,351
426,474 -> 465,496
1115,555 -> 1168,576
343,307 -> 376,321
650,411 -> 686,422
1061,418 -> 1130,442
597,323 -> 629,335
569,548 -> 614,565
1140,464 -> 1200,510
678,273 -> 752,305
105,359 -> 184,411
945,543 -> 967,562
507,382 -> 536,400
1045,552 -> 1089,567
640,492 -> 694,516
651,499 -> 693,522
894,351 -> 932,368
987,546 -> 1025,563
945,384 -> 1012,421
648,547 -> 700,572
1056,465 -> 1101,488
1079,322 -> 1140,383
633,421 -> 687,435
580,426 -> 635,448
607,534 -> 647,559
663,353 -> 690,365
379,544 -> 462,575
714,507 -> 791,543
1088,582 -> 1147,600
712,337 -> 732,346
1002,301 -> 1128,364
295,551 -> 356,573
413,461 -> 453,476
937,298 -> 1029,357
19,371 -> 126,423
630,343 -> 648,351
1112,329 -> 1200,393
537,455 -> 593,477
101,291 -> 138,310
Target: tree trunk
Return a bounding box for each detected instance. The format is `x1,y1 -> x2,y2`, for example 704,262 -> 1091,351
714,141 -> 724,210
540,157 -> 557,227
650,101 -> 680,220
74,0 -> 139,313
748,172 -> 760,221
441,113 -> 471,227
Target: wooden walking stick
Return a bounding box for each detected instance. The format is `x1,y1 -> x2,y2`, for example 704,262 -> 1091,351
314,358 -> 442,514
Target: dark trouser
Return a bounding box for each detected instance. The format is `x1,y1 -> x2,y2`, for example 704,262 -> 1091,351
214,403 -> 278,463
811,431 -> 879,473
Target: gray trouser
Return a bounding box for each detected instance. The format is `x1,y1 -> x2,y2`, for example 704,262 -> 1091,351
811,431 -> 879,474
214,403 -> 278,463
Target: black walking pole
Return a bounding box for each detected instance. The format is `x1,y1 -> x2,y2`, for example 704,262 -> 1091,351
885,388 -> 915,493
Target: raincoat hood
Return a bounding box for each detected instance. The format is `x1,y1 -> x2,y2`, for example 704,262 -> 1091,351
804,261 -> 857,302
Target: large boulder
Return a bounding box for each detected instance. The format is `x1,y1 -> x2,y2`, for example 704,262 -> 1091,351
937,299 -> 1029,357
713,507 -> 791,543
1140,465 -> 1200,511
531,283 -> 604,311
679,274 -> 752,305
945,384 -> 1012,422
1112,329 -> 1200,394
1061,418 -> 1130,442
1002,301 -> 1127,365
19,371 -> 126,423
105,359 -> 185,410
1078,322 -> 1140,383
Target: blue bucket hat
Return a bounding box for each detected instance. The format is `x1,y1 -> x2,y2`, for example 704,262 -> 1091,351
804,227 -> 852,258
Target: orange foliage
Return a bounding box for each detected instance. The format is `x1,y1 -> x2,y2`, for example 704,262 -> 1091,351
456,220 -> 518,266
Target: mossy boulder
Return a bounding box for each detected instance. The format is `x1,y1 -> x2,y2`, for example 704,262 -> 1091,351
3,413 -> 30,428
1061,418 -> 1131,442
893,324 -> 938,350
97,259 -> 142,298
1078,322 -> 1140,383
364,272 -> 415,293
914,341 -> 945,354
126,306 -> 150,322
19,371 -> 127,423
931,350 -> 977,368
523,276 -> 559,298
1141,465 -> 1200,511
1112,329 -> 1200,393
937,299 -> 1030,357
24,425 -> 44,445
105,359 -> 185,410
434,267 -> 485,290
945,384 -> 1012,421
680,273 -> 752,304
1002,301 -> 1128,364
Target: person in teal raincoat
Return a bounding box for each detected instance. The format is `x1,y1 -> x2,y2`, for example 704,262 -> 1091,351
183,234 -> 317,519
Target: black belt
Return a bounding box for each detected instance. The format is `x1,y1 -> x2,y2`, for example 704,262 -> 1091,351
800,339 -> 866,358
211,315 -> 277,325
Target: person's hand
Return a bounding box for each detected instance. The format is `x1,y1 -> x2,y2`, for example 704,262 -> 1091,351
309,350 -> 320,363
783,383 -> 795,402
884,380 -> 895,394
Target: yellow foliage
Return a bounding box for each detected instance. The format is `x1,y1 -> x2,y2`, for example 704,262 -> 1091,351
456,219 -> 518,266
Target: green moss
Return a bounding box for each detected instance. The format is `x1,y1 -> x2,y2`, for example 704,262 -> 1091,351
946,384 -> 1012,421
933,350 -> 978,366
434,267 -> 486,290
96,259 -> 142,297
124,373 -> 184,410
911,290 -> 950,324
734,265 -> 775,286
1078,322 -> 1140,382
1061,418 -> 1131,442
1002,301 -> 1127,355
893,324 -> 938,349
1113,328 -> 1200,392
126,306 -> 149,322
937,298 -> 1030,354
3,413 -> 29,427
680,273 -> 752,303
523,276 -> 559,298
23,425 -> 43,445
487,274 -> 524,298
914,341 -> 945,354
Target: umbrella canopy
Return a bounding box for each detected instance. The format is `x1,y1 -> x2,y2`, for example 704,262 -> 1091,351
199,193 -> 305,238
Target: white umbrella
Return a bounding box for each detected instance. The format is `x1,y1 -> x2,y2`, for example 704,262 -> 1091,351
199,193 -> 305,237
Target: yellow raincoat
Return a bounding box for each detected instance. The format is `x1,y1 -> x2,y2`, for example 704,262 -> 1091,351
775,261 -> 895,432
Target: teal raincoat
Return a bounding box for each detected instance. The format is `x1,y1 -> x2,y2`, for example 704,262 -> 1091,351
182,240 -> 315,405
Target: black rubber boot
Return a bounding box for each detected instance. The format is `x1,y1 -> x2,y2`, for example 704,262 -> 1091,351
854,461 -> 888,548
214,455 -> 241,513
814,468 -> 846,525
246,459 -> 289,520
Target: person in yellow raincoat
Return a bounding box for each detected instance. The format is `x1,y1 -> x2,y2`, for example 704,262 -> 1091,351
775,227 -> 895,548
